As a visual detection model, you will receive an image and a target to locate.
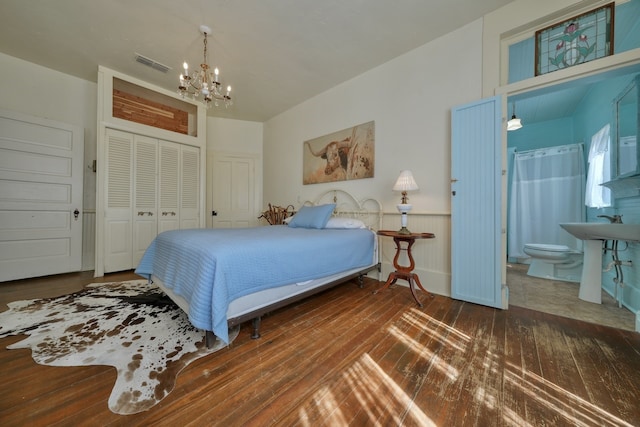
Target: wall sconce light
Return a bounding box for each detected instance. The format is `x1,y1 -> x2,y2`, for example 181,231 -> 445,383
393,170 -> 419,235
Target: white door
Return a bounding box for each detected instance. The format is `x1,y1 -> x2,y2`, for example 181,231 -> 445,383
211,154 -> 256,228
158,141 -> 200,231
158,140 -> 180,233
0,110 -> 84,281
104,129 -> 133,273
180,144 -> 200,229
132,135 -> 158,266
451,96 -> 506,309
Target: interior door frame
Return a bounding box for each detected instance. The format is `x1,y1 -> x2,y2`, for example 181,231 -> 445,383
496,51 -> 640,298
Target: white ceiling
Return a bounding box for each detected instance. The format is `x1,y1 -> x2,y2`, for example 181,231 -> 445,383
0,0 -> 514,122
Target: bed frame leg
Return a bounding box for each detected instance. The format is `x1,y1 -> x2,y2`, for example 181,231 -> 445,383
251,317 -> 261,339
205,330 -> 217,349
357,274 -> 365,289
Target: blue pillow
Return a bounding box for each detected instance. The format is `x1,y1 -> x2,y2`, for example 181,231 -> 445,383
287,204 -> 336,229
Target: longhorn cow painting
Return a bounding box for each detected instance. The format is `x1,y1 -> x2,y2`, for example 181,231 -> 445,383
303,121 -> 375,184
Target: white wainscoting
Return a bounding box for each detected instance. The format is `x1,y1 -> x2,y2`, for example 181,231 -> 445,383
82,210 -> 96,271
379,212 -> 451,297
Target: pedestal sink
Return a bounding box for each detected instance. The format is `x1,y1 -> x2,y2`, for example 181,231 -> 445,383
559,223 -> 640,242
560,223 -> 640,304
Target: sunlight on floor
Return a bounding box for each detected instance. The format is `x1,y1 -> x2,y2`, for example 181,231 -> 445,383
402,308 -> 471,350
388,324 -> 459,381
298,387 -> 349,426
346,353 -> 435,425
296,306 -> 633,425
502,360 -> 634,426
298,353 -> 436,426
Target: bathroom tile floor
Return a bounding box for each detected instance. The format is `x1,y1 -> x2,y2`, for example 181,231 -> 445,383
507,263 -> 636,331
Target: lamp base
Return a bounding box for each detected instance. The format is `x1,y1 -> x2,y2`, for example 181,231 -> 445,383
397,226 -> 411,235
396,204 -> 412,235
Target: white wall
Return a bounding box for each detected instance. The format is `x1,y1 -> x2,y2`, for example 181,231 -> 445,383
0,52 -> 98,210
263,19 -> 484,214
0,0 -> 601,295
262,19 -> 485,296
207,117 -> 263,154
0,52 -> 266,213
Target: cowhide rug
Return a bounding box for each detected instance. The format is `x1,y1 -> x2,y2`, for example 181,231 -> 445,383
0,280 -> 239,415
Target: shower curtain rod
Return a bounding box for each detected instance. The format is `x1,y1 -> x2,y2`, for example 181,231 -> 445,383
515,142 -> 584,156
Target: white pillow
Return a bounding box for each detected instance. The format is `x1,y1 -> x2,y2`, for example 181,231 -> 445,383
324,217 -> 366,229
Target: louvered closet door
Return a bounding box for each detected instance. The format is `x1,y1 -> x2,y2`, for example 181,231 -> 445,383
158,140 -> 180,233
180,144 -> 200,229
104,129 -> 133,272
132,135 -> 158,266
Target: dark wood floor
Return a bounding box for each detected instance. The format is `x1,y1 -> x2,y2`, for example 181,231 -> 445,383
1,271 -> 639,426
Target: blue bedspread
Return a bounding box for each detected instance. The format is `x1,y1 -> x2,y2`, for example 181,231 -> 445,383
135,226 -> 375,343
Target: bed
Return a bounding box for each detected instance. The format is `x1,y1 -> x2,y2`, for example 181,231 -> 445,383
135,189 -> 382,346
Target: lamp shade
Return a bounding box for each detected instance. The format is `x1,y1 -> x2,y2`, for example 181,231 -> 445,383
507,116 -> 522,131
507,102 -> 522,131
393,170 -> 419,192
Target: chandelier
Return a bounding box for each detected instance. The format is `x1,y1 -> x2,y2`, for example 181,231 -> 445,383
178,25 -> 232,108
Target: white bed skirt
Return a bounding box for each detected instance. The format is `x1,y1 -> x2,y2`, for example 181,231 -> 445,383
152,260 -> 378,323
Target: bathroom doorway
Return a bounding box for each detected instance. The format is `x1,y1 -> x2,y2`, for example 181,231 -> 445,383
505,65 -> 640,330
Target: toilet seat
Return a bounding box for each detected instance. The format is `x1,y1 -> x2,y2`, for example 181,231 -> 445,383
524,243 -> 571,252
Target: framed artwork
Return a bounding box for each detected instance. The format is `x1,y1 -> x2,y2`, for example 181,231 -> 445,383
535,3 -> 614,76
303,121 -> 375,185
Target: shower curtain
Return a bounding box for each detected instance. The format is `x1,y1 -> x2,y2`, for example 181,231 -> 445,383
508,143 -> 586,260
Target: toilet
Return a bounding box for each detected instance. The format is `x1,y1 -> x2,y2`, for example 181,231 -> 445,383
522,243 -> 583,283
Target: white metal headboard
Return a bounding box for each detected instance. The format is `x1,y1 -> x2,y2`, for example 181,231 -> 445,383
303,189 -> 383,231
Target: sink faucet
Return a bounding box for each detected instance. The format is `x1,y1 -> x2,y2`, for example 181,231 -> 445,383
597,214 -> 623,223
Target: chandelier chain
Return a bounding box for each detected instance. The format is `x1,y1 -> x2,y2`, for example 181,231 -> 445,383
202,33 -> 208,68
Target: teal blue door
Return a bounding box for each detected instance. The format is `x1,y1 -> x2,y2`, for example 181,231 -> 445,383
451,96 -> 504,308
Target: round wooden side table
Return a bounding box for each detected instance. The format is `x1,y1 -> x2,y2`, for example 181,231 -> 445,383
375,229 -> 435,307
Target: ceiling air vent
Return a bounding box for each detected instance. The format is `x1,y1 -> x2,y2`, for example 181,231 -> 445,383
134,53 -> 172,73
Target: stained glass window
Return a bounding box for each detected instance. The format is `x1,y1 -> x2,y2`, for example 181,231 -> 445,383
535,3 -> 614,76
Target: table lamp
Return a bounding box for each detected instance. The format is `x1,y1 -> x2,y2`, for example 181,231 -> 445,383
393,170 -> 419,234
